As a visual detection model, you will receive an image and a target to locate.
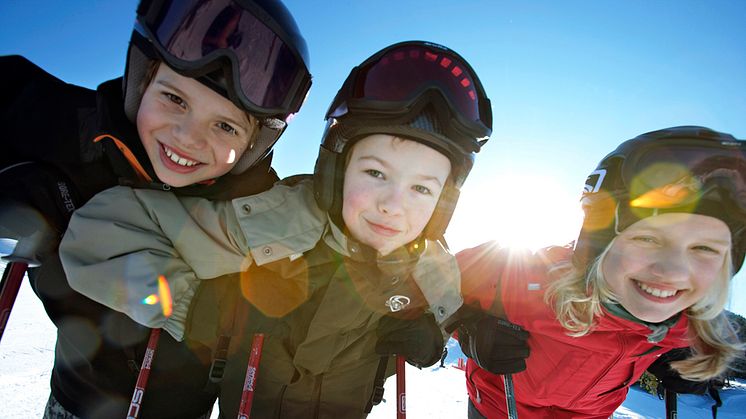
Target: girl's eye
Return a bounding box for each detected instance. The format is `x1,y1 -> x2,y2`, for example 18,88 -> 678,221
693,245 -> 720,254
632,236 -> 658,244
413,185 -> 432,195
365,169 -> 384,179
163,92 -> 186,108
217,121 -> 238,136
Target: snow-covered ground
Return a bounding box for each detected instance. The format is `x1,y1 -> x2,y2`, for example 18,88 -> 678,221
1,261 -> 744,418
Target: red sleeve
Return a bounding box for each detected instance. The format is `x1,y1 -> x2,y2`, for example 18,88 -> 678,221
456,241 -> 513,315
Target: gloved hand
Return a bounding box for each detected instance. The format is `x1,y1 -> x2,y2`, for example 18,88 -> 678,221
0,161 -> 79,236
0,162 -> 73,263
647,347 -> 712,395
375,312 -> 444,368
456,306 -> 530,374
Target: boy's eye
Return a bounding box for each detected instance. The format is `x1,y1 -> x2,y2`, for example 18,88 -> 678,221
413,185 -> 432,195
163,92 -> 186,108
365,169 -> 384,179
217,121 -> 238,136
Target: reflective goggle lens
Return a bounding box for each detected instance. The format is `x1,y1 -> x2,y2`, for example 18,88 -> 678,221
352,44 -> 487,124
145,0 -> 308,111
626,145 -> 746,210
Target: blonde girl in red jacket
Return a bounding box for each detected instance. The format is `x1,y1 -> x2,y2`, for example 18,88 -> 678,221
458,126 -> 745,418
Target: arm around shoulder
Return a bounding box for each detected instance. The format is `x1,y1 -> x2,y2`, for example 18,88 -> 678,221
60,186 -> 204,340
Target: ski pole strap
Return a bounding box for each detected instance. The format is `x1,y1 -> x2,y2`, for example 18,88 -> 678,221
396,355 -> 406,419
709,386 -> 722,419
364,355 -> 389,413
127,328 -> 162,419
503,374 -> 518,419
664,389 -> 677,419
0,261 -> 28,343
237,333 -> 265,419
208,335 -> 231,384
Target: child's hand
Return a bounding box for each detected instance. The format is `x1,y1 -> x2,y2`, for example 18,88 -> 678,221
457,309 -> 530,374
647,348 -> 713,395
375,313 -> 444,368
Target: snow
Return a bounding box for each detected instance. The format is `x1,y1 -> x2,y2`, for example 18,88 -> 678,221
1,260 -> 744,418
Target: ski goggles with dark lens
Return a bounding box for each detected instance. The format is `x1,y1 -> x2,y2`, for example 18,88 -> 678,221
326,41 -> 492,145
617,138 -> 746,215
136,0 -> 311,119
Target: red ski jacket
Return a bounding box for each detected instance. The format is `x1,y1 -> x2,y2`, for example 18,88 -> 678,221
457,242 -> 690,419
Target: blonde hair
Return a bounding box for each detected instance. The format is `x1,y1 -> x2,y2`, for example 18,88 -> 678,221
546,238 -> 744,380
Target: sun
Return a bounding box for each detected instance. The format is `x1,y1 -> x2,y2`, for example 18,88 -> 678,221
446,173 -> 584,253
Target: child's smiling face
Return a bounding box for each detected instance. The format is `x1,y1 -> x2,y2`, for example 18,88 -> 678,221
137,63 -> 256,187
342,134 -> 451,256
602,212 -> 731,323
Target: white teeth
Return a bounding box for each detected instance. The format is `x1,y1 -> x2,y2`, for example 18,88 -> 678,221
636,281 -> 677,298
164,145 -> 199,167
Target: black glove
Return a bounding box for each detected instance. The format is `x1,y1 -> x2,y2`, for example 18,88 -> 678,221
456,306 -> 530,374
0,161 -> 80,236
647,348 -> 712,395
375,312 -> 444,368
0,162 -> 74,263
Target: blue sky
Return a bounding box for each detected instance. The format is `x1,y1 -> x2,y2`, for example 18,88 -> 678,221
1,0 -> 744,314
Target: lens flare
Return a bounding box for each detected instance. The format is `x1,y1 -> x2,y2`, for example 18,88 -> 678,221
629,163 -> 701,210
158,275 -> 173,318
227,148 -> 236,164
142,294 -> 159,305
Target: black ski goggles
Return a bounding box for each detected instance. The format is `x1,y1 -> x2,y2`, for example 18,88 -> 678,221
615,138 -> 746,216
136,0 -> 311,119
326,41 -> 492,144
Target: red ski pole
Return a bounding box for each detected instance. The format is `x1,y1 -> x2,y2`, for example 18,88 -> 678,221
396,355 -> 406,419
237,333 -> 265,419
0,261 -> 27,343
1,198 -> 55,344
126,328 -> 162,419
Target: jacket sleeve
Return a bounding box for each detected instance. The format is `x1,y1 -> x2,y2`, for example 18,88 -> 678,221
60,186 -> 252,341
0,55 -> 95,170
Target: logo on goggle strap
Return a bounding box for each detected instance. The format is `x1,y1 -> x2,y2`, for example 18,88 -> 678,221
385,295 -> 411,312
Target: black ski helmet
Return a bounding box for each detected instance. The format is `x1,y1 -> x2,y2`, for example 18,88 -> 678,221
313,41 -> 492,240
574,126 -> 746,273
123,0 -> 311,174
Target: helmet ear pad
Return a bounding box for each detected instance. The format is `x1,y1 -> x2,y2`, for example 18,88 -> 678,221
313,144 -> 344,215
123,42 -> 154,123
423,182 -> 460,240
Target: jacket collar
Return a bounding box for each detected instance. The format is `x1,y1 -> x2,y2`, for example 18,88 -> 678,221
601,302 -> 689,345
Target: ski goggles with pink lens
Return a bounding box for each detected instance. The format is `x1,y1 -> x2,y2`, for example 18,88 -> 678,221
613,133 -> 746,217
326,41 -> 492,152
136,0 -> 311,119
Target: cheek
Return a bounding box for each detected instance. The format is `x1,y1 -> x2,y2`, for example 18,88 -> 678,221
341,187 -> 367,226
136,100 -> 159,141
693,261 -> 724,288
409,201 -> 437,231
601,249 -> 629,291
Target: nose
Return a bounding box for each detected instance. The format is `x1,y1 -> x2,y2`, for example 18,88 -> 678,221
378,186 -> 406,215
172,116 -> 207,150
649,247 -> 691,281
